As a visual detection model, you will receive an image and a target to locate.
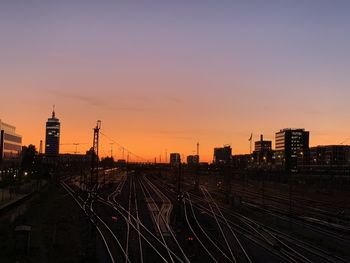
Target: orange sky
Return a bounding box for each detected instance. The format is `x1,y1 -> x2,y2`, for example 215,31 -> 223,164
1,1 -> 350,162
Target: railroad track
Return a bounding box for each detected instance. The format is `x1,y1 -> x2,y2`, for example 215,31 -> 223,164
60,180 -> 123,263
60,172 -> 350,262
200,186 -> 252,263
149,174 -> 350,262
189,189 -> 350,263
228,187 -> 350,227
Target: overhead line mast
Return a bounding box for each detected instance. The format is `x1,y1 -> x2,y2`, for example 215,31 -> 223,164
90,120 -> 101,187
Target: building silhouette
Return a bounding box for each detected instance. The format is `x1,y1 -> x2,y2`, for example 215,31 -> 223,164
309,145 -> 350,166
213,145 -> 232,165
232,154 -> 251,169
170,153 -> 181,166
275,128 -> 309,172
297,145 -> 350,175
187,155 -> 199,166
0,119 -> 22,161
252,134 -> 273,167
255,135 -> 272,152
45,108 -> 60,156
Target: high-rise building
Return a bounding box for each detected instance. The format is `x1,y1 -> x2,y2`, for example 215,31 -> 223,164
45,108 -> 60,155
275,128 -> 309,171
213,145 -> 232,165
170,153 -> 181,166
0,119 -> 22,161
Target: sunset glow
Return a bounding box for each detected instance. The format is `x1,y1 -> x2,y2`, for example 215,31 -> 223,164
1,1 -> 350,162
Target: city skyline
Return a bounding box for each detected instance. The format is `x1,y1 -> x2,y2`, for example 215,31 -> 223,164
1,1 -> 350,161
3,108 -> 349,163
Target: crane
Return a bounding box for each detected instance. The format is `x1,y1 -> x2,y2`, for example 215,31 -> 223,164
60,143 -> 88,154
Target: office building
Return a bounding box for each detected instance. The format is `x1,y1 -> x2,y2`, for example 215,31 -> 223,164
45,108 -> 60,155
213,145 -> 232,165
275,128 -> 309,171
0,119 -> 22,161
170,153 -> 181,166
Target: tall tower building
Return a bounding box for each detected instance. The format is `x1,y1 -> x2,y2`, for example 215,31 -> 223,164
45,107 -> 60,155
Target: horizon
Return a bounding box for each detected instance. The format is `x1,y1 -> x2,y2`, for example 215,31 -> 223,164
9,110 -> 350,162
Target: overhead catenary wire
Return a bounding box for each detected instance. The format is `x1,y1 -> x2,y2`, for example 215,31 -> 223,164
100,131 -> 148,163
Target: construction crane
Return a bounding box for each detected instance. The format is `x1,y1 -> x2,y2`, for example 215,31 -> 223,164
60,143 -> 88,154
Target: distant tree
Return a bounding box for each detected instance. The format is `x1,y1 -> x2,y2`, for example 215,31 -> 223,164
86,147 -> 98,161
21,144 -> 38,169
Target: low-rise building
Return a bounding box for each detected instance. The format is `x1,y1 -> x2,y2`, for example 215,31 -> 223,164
213,145 -> 232,165
232,154 -> 251,169
0,119 -> 22,162
309,145 -> 350,166
252,135 -> 273,167
187,155 -> 199,166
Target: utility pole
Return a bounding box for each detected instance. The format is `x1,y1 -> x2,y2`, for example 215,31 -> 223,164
197,142 -> 200,158
73,143 -> 79,154
176,160 -> 183,225
110,143 -> 114,158
223,164 -> 232,203
261,169 -> 265,208
195,142 -> 200,190
39,140 -> 43,155
177,161 -> 182,195
90,120 -> 101,188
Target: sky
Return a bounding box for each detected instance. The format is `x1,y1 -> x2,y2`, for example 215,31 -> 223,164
1,0 -> 350,162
